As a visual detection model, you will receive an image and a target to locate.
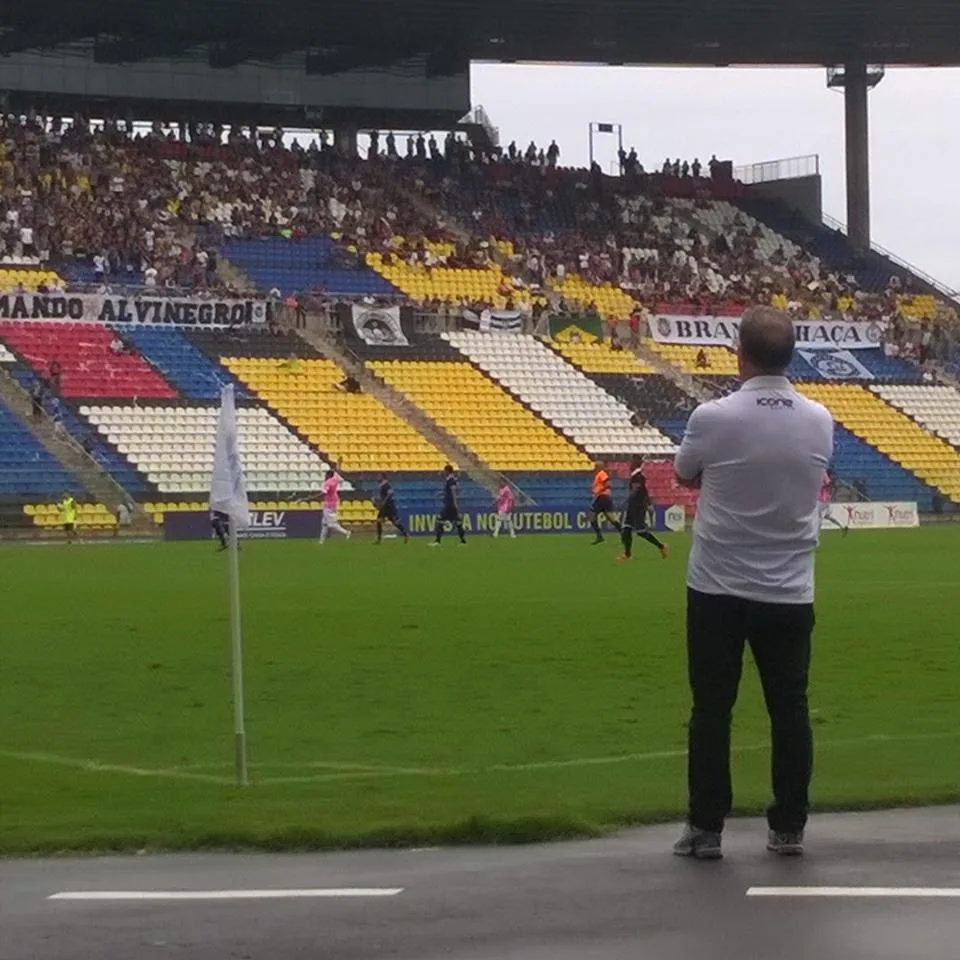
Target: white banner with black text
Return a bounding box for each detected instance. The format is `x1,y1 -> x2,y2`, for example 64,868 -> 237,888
0,291 -> 267,326
650,315 -> 886,350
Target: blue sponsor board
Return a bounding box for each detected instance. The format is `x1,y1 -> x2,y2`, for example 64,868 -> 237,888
164,510 -> 322,541
400,503 -> 684,537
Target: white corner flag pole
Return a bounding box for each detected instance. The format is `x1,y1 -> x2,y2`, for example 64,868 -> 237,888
227,518 -> 247,786
210,384 -> 252,787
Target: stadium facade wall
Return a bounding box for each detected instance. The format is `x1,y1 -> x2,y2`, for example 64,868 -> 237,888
0,47 -> 468,125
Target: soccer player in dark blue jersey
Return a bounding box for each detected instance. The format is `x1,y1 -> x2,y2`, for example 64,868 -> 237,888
618,457 -> 668,561
375,474 -> 408,543
431,464 -> 466,545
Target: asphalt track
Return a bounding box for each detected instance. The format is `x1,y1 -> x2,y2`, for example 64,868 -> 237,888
3,807 -> 959,960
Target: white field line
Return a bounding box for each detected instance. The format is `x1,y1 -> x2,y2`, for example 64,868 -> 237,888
748,887 -> 960,898
3,731 -> 957,787
49,888 -> 403,902
0,750 -> 234,785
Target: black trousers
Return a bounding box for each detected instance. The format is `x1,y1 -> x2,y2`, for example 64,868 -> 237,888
686,588 -> 814,834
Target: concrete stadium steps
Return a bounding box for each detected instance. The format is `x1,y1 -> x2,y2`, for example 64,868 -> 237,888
6,364 -> 154,496
368,359 -> 591,471
798,383 -> 960,503
224,357 -> 447,473
444,332 -> 676,459
871,384 -> 960,448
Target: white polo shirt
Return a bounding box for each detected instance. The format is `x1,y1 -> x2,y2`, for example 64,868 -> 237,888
674,376 -> 834,604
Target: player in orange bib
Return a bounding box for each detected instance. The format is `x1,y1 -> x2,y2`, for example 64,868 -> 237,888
589,462 -> 622,545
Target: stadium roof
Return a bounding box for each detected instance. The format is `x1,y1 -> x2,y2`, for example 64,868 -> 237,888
2,0 -> 960,68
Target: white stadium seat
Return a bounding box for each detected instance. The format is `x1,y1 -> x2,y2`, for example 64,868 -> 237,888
871,384 -> 960,447
444,331 -> 677,457
78,404 -> 340,494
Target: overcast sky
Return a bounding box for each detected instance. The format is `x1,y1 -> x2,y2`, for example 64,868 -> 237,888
471,64 -> 960,291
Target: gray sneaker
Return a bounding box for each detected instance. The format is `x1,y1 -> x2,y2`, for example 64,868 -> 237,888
673,824 -> 723,860
767,830 -> 804,856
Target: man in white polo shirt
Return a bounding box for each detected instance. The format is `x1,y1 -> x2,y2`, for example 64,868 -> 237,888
672,306 -> 833,861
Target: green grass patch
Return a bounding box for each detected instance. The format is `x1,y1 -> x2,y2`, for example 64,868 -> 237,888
2,527 -> 959,854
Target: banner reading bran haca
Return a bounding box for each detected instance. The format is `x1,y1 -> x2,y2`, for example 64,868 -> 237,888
650,314 -> 886,350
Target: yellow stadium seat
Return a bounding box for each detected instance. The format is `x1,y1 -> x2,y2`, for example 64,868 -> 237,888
0,268 -> 65,292
798,384 -> 960,502
224,357 -> 447,471
644,341 -> 739,375
369,360 -> 591,471
550,276 -> 636,321
553,340 -> 654,374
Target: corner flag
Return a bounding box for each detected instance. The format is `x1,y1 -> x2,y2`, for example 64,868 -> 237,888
210,383 -> 250,786
210,383 -> 250,528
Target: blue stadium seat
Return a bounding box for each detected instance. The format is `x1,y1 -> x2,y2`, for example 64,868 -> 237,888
116,325 -> 249,401
0,403 -> 84,497
220,236 -> 400,297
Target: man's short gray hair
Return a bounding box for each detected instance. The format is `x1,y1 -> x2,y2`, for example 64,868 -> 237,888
739,305 -> 795,374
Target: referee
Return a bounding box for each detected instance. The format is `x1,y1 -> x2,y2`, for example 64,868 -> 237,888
672,306 -> 833,860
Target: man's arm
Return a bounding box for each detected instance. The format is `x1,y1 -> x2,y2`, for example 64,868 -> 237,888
673,405 -> 708,487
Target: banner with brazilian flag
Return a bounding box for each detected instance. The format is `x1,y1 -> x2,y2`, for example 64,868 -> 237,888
549,313 -> 606,344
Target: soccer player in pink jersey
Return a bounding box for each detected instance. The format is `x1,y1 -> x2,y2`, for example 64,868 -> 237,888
818,468 -> 848,536
492,479 -> 517,539
319,468 -> 352,543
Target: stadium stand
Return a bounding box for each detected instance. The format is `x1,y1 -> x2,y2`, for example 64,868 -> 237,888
646,343 -> 739,375
872,385 -> 960,448
116,325 -> 250,402
798,384 -> 960,502
223,237 -> 398,298
0,268 -> 64,291
224,357 -> 448,472
81,403 -> 331,496
445,331 -> 677,457
2,110 -> 958,533
551,340 -> 655,375
370,359 -> 592,470
0,321 -> 177,399
0,402 -> 83,497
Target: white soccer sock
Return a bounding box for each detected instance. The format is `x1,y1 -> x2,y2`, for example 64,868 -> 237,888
493,517 -> 502,538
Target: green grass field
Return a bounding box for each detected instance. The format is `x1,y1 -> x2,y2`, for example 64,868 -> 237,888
2,526 -> 959,855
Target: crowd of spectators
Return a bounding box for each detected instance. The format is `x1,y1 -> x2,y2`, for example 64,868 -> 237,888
1,110 -> 957,375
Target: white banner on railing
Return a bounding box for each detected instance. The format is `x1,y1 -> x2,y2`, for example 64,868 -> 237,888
798,349 -> 875,380
650,315 -> 885,350
351,305 -> 408,346
824,501 -> 919,530
0,292 -> 267,327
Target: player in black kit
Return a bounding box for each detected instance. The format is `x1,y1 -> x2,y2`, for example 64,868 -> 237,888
618,457 -> 669,561
375,474 -> 408,543
431,464 -> 466,545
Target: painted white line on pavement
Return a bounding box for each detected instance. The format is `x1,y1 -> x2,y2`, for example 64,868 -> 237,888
748,887 -> 960,898
49,888 -> 404,902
